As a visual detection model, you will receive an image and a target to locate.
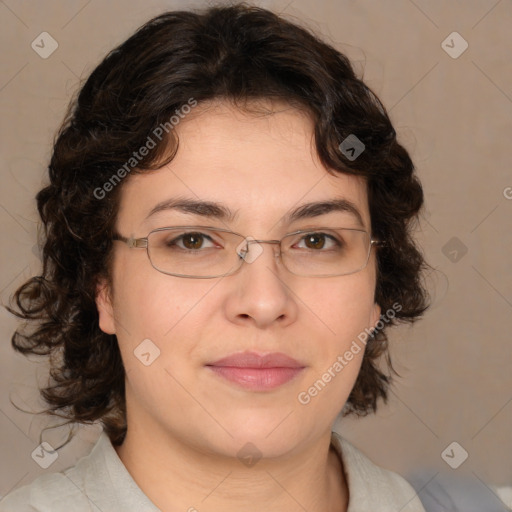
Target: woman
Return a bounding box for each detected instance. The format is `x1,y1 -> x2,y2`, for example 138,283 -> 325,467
2,4 -> 430,511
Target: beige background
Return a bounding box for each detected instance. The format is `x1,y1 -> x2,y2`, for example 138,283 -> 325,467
1,0 -> 511,502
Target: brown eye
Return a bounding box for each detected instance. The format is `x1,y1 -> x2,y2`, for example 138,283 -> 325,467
305,234 -> 326,249
181,233 -> 206,249
296,232 -> 341,250
165,232 -> 216,250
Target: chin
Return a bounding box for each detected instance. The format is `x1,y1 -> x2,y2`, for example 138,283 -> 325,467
215,413 -> 305,456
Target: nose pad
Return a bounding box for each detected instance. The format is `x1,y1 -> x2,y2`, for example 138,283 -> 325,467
235,236 -> 264,264
236,237 -> 284,268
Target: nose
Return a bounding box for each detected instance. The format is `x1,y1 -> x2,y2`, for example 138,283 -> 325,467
224,239 -> 298,329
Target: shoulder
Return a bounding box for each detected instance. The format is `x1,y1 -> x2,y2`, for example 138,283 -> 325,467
0,469 -> 95,511
0,432 -> 159,512
331,431 -> 425,512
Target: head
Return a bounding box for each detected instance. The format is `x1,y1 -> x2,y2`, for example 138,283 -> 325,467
9,3 -> 429,452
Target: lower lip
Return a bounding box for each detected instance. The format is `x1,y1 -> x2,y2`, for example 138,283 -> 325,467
207,366 -> 304,391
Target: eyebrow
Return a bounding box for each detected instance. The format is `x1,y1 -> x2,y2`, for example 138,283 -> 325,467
144,197 -> 366,228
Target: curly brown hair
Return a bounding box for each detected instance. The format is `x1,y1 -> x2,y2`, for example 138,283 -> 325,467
7,2 -> 430,447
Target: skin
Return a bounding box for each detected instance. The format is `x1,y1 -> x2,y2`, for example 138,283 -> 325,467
96,99 -> 381,512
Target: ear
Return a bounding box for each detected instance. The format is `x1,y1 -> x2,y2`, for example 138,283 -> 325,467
95,277 -> 116,335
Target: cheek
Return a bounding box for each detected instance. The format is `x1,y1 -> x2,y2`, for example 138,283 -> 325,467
305,274 -> 376,343
111,274 -> 202,401
110,262 -> 180,354
299,278 -> 376,407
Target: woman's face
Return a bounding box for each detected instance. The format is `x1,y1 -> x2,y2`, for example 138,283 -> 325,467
96,100 -> 381,458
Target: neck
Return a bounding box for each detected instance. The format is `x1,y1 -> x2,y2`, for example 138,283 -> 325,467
115,416 -> 348,512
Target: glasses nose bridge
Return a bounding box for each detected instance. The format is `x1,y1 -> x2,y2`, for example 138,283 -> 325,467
239,237 -> 284,268
250,238 -> 280,245
245,237 -> 282,255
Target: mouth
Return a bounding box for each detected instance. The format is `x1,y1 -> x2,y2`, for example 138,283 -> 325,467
205,351 -> 306,391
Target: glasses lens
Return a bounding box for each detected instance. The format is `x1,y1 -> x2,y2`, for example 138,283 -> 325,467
280,228 -> 371,277
147,227 -> 243,277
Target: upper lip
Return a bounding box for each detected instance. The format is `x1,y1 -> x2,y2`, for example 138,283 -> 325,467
207,351 -> 305,369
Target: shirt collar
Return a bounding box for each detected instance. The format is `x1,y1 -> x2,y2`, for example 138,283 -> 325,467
330,431 -> 425,511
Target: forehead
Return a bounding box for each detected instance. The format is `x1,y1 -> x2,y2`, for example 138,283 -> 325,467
116,100 -> 370,233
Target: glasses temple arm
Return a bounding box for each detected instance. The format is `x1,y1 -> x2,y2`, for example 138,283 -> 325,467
112,233 -> 148,248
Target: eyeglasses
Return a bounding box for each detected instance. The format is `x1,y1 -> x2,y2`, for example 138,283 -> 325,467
112,225 -> 383,279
